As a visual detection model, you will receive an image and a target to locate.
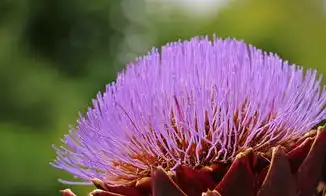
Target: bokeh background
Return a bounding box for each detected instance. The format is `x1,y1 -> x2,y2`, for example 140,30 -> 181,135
1,0 -> 326,195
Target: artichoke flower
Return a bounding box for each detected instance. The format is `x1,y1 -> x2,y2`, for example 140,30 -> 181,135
52,37 -> 326,196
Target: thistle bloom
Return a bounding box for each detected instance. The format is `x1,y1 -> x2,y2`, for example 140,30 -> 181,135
52,37 -> 326,196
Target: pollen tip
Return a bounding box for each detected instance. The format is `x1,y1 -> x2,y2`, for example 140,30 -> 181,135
60,189 -> 77,196
305,129 -> 318,138
202,190 -> 222,196
89,189 -> 107,196
91,178 -> 107,190
235,147 -> 254,159
135,177 -> 151,188
317,125 -> 326,132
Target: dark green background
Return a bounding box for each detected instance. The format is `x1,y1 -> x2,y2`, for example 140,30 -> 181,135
1,0 -> 326,195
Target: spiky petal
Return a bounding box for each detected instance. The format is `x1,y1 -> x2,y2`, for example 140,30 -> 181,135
51,36 -> 326,195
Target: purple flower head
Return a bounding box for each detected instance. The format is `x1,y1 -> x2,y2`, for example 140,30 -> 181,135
51,36 -> 326,185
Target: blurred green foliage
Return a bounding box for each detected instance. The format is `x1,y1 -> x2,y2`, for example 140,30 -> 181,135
1,0 -> 325,195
